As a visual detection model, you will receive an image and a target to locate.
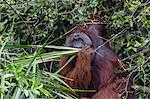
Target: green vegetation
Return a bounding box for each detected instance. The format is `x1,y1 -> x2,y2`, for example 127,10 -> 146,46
0,0 -> 149,98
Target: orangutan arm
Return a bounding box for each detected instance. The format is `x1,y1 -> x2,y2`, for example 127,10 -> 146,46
63,46 -> 93,90
91,79 -> 124,99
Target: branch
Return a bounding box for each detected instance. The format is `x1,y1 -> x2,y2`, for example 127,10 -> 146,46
132,85 -> 150,93
123,48 -> 150,61
95,27 -> 129,51
3,0 -> 31,33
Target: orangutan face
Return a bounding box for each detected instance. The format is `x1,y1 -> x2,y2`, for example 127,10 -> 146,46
65,32 -> 92,48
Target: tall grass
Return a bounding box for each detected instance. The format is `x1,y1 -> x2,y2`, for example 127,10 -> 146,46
0,38 -> 81,98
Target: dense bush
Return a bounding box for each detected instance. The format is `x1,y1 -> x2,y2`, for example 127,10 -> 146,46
0,0 -> 149,98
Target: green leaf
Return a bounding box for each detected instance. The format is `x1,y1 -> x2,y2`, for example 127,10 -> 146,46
8,64 -> 16,71
0,22 -> 4,32
48,73 -> 74,92
12,87 -> 21,99
28,90 -> 35,99
31,89 -> 40,96
38,87 -> 49,96
24,89 -> 29,97
16,64 -> 23,73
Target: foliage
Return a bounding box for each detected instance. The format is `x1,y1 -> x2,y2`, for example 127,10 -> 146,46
0,0 -> 149,98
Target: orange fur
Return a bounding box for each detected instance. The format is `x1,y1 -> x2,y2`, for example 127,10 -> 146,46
59,15 -> 132,99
